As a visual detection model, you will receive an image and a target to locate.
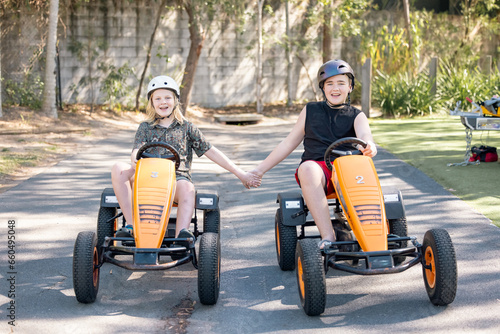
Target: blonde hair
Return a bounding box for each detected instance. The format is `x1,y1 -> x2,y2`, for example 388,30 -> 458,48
145,90 -> 185,125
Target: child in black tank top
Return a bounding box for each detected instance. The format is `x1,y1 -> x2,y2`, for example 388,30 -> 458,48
249,60 -> 377,247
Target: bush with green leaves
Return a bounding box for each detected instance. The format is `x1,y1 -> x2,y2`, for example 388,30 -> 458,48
372,70 -> 436,117
3,74 -> 44,109
438,61 -> 500,112
372,62 -> 500,118
98,62 -> 134,112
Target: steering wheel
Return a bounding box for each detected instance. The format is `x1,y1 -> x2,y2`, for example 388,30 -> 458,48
324,137 -> 367,170
136,142 -> 181,170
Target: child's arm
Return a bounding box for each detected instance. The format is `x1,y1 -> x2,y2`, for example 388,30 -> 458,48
252,106 -> 306,178
203,146 -> 259,188
354,112 -> 377,157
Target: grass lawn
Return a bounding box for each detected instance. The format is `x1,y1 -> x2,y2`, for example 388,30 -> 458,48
369,116 -> 500,227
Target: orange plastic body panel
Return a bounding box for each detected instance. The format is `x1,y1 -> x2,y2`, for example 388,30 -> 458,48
133,158 -> 176,248
326,193 -> 338,200
332,155 -> 388,252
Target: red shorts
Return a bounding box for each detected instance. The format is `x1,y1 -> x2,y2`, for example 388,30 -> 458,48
295,160 -> 335,195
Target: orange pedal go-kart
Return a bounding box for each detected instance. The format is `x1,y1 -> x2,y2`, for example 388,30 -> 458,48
275,137 -> 457,316
72,142 -> 221,305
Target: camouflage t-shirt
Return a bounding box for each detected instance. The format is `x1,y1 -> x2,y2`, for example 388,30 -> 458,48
133,119 -> 212,181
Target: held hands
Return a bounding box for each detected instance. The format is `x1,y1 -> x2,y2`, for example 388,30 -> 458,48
239,169 -> 263,189
247,169 -> 263,188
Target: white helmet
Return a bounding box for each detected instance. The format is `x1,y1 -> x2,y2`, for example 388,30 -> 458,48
147,75 -> 180,100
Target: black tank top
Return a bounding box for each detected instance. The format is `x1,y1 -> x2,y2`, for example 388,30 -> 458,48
301,101 -> 361,162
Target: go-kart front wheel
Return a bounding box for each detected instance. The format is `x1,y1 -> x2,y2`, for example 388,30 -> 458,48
203,208 -> 220,234
389,217 -> 408,265
296,239 -> 326,316
275,208 -> 297,271
422,229 -> 457,306
97,206 -> 117,250
73,231 -> 100,304
198,232 -> 221,305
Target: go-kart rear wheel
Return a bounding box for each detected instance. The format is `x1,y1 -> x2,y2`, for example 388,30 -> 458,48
73,231 -> 100,304
97,206 -> 117,250
198,232 -> 220,305
296,239 -> 326,316
389,217 -> 408,265
275,208 -> 298,271
203,208 -> 220,234
422,229 -> 457,306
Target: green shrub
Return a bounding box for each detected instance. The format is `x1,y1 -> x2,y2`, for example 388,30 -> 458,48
487,68 -> 500,97
372,70 -> 436,117
3,74 -> 44,109
98,62 -> 134,112
437,61 -> 491,112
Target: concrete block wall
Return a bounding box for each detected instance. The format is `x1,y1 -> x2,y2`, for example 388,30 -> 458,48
1,0 -> 336,108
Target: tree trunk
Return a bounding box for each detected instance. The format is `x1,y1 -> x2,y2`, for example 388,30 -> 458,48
295,0 -> 318,99
87,34 -> 94,114
136,0 -> 167,111
42,0 -> 59,118
180,2 -> 206,114
0,20 -> 3,118
322,2 -> 332,63
403,0 -> 412,54
256,0 -> 264,114
296,54 -> 319,101
285,0 -> 292,106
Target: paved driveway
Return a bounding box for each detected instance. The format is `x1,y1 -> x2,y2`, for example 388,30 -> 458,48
1,120 -> 499,333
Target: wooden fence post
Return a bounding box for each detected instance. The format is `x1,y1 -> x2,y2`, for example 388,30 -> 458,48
479,55 -> 492,76
361,58 -> 372,118
429,57 -> 438,97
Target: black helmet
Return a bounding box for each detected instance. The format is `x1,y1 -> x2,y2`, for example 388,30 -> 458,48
317,59 -> 355,90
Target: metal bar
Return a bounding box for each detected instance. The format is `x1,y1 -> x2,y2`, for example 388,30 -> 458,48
106,212 -> 123,224
329,253 -> 422,275
325,246 -> 417,257
104,236 -> 195,248
103,252 -> 192,270
107,244 -> 186,254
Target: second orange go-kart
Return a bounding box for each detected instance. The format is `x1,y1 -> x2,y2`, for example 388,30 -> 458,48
275,137 -> 458,316
72,142 -> 221,305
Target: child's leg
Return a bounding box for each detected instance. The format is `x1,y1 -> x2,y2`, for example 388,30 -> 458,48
111,162 -> 135,224
174,179 -> 196,237
297,161 -> 335,242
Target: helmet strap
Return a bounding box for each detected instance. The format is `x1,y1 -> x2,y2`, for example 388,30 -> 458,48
155,113 -> 171,120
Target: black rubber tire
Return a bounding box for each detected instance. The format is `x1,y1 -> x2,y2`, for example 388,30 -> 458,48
97,206 -> 117,250
422,229 -> 457,306
389,217 -> 408,265
198,232 -> 220,305
275,208 -> 297,271
295,239 -> 326,316
203,208 -> 220,234
73,231 -> 100,304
